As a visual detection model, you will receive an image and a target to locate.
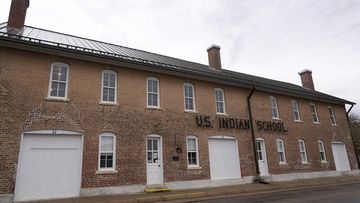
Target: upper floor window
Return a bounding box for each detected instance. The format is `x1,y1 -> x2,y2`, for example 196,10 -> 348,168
147,77 -> 160,108
318,140 -> 327,162
99,133 -> 116,171
184,83 -> 196,111
276,139 -> 286,164
328,106 -> 337,125
48,62 -> 69,99
187,135 -> 199,167
215,88 -> 226,114
291,99 -> 301,121
310,103 -> 319,123
298,139 -> 308,163
270,96 -> 279,119
101,70 -> 117,103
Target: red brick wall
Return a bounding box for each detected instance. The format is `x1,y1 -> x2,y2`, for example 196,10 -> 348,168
0,47 -> 357,194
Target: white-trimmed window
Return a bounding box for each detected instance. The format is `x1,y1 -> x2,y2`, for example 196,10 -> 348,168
147,77 -> 160,108
184,83 -> 196,111
270,96 -> 279,119
101,70 -> 117,103
215,88 -> 226,114
276,139 -> 286,163
298,139 -> 308,163
187,135 -> 199,167
99,133 -> 116,171
291,99 -> 301,121
328,106 -> 337,125
310,103 -> 319,123
318,140 -> 327,162
48,62 -> 69,99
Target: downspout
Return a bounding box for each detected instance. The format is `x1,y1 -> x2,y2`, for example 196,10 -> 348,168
346,104 -> 360,169
247,86 -> 260,181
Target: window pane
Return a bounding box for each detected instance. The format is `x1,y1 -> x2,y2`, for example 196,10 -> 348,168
58,83 -> 66,97
52,66 -> 59,80
108,88 -> 115,102
147,152 -> 153,163
147,140 -> 152,150
217,102 -> 224,113
272,109 -> 278,118
153,140 -> 158,150
148,80 -> 153,92
100,153 -> 113,168
50,82 -> 58,97
188,152 -> 197,165
103,88 -> 109,101
187,138 -> 196,151
106,156 -> 113,168
277,140 -> 283,151
101,136 -> 114,151
103,73 -> 109,86
60,67 -> 67,82
148,93 -> 153,106
216,91 -> 223,102
109,73 -> 116,87
151,94 -> 158,106
100,155 -> 106,168
152,81 -> 158,93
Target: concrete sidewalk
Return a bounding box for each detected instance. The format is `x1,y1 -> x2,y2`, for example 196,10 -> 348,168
28,175 -> 360,203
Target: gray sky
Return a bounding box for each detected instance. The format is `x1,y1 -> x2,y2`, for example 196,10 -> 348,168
1,0 -> 359,113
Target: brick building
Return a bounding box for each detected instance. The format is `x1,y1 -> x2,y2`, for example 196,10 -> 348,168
0,0 -> 358,202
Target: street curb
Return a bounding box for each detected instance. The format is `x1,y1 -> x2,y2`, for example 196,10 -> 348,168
166,181 -> 360,203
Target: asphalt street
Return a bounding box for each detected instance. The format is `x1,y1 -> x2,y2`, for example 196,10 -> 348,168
193,182 -> 360,203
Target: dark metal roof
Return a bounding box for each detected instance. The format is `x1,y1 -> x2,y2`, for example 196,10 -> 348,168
0,22 -> 354,105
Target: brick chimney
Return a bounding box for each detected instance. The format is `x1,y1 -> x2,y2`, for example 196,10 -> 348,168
207,45 -> 222,70
7,0 -> 30,34
298,69 -> 315,91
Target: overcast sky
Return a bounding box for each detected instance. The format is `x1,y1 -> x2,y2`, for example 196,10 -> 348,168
1,0 -> 359,113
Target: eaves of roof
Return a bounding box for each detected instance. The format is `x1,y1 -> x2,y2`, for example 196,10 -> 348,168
0,22 -> 355,105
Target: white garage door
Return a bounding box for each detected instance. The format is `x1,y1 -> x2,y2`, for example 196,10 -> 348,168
15,132 -> 83,202
208,137 -> 241,180
331,142 -> 351,171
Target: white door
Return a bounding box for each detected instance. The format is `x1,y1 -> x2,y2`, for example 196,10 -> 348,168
208,137 -> 241,180
14,133 -> 82,202
256,139 -> 269,176
331,143 -> 351,171
146,136 -> 163,185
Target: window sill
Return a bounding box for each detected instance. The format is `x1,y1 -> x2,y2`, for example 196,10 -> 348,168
294,120 -> 303,123
331,124 -> 337,127
272,118 -> 281,121
96,170 -> 118,175
184,110 -> 198,114
279,162 -> 288,165
187,166 -> 202,170
320,161 -> 328,164
99,102 -> 119,106
301,162 -> 310,165
313,122 -> 320,125
216,113 -> 228,116
45,97 -> 70,103
146,106 -> 163,111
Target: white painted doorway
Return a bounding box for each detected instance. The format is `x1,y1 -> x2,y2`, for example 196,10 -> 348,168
331,142 -> 351,171
208,136 -> 241,180
255,139 -> 269,176
14,131 -> 83,202
146,135 -> 163,185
